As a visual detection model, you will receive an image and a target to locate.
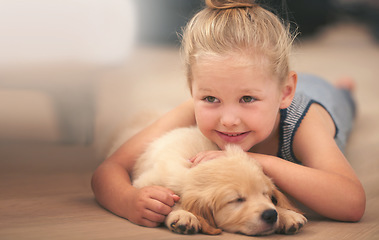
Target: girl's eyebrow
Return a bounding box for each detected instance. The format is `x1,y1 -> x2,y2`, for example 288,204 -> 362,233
240,88 -> 262,95
197,88 -> 262,95
198,88 -> 213,92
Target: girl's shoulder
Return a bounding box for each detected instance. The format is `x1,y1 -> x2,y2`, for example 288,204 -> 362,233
278,93 -> 336,164
290,100 -> 338,166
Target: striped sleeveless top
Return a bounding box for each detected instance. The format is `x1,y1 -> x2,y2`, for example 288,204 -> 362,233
276,74 -> 353,163
277,93 -> 316,164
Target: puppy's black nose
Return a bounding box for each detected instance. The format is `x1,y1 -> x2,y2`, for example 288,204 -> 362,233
261,209 -> 278,225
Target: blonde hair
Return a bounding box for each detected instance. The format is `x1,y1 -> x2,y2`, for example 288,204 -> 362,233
181,0 -> 296,88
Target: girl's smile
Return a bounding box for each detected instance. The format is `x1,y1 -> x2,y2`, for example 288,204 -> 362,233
216,130 -> 251,143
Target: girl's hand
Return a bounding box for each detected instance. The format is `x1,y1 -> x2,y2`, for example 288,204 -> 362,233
189,150 -> 226,167
127,186 -> 180,227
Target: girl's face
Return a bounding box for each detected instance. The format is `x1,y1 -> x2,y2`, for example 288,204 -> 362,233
191,55 -> 286,151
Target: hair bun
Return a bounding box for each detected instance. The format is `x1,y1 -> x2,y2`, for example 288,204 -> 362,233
205,0 -> 256,9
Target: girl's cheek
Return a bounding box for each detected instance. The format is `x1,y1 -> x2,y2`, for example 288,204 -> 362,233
197,109 -> 219,127
195,106 -> 208,119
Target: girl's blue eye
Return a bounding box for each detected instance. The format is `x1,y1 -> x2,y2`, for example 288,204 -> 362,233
204,96 -> 219,103
241,96 -> 255,103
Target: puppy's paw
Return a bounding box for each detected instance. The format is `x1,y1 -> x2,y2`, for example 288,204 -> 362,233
165,210 -> 201,234
276,209 -> 307,234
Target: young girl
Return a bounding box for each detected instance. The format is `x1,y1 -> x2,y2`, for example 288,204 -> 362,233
91,0 -> 365,228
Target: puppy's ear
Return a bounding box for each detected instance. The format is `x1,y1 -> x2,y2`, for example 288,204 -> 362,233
273,188 -> 303,214
182,198 -> 222,235
193,213 -> 222,235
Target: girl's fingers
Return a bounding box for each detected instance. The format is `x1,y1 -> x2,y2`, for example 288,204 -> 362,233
143,206 -> 167,224
190,150 -> 226,167
149,186 -> 179,207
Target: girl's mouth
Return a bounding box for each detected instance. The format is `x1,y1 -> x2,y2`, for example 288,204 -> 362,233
216,131 -> 250,143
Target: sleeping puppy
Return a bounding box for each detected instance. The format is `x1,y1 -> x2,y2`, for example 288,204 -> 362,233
132,127 -> 307,235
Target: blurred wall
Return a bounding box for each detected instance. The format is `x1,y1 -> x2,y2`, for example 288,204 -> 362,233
0,0 -> 136,144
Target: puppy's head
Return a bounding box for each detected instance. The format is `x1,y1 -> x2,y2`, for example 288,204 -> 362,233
181,145 -> 280,236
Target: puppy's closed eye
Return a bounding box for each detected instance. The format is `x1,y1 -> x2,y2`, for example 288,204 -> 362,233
271,195 -> 278,205
228,197 -> 246,204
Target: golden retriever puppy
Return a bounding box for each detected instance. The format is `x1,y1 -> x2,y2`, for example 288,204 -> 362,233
132,127 -> 307,235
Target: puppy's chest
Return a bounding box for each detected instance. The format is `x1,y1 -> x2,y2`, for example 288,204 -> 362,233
159,162 -> 192,193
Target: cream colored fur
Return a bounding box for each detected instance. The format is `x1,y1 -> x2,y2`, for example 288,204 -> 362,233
132,127 -> 307,235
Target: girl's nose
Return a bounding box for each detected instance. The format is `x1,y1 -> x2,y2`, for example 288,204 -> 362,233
220,107 -> 241,127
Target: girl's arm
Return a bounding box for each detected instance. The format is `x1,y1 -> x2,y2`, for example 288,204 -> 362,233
91,99 -> 196,227
253,104 -> 365,222
251,153 -> 365,222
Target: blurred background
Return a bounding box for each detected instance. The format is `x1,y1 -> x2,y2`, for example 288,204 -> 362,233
0,0 -> 378,155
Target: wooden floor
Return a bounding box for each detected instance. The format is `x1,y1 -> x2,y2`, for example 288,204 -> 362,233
1,23 -> 379,239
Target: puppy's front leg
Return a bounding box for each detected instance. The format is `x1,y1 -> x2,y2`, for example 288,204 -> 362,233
273,189 -> 307,234
276,207 -> 307,234
165,204 -> 201,234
